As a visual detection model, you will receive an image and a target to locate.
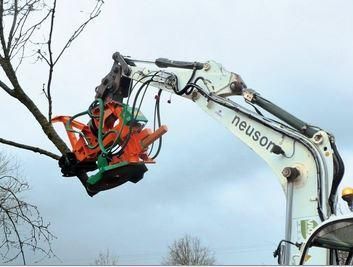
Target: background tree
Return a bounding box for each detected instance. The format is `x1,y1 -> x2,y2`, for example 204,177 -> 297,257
92,249 -> 119,266
0,152 -> 55,264
162,235 -> 216,265
337,251 -> 351,265
0,0 -> 103,263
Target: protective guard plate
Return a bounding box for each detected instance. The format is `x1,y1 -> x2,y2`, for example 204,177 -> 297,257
86,163 -> 148,194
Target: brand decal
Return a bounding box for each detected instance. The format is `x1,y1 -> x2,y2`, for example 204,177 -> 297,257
300,219 -> 318,239
232,115 -> 275,151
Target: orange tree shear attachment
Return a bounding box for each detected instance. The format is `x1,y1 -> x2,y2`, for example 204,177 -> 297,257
52,98 -> 167,194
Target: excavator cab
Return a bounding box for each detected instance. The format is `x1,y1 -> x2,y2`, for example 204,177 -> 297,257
299,215 -> 353,265
299,190 -> 353,265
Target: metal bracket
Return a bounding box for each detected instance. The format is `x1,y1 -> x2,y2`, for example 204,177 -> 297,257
243,88 -> 257,102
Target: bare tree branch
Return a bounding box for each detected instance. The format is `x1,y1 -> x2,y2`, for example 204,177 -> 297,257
28,0 -> 103,123
0,137 -> 60,160
41,0 -> 103,122
0,57 -> 70,154
1,0 -> 103,154
0,79 -> 14,96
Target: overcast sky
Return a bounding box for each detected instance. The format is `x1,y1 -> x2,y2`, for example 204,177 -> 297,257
1,0 -> 353,265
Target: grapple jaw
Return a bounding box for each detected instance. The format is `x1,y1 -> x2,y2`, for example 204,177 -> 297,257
58,152 -> 97,177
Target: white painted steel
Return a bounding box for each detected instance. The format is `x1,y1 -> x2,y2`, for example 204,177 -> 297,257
126,60 -> 340,265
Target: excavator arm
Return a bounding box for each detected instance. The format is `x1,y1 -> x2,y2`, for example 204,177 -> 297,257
117,54 -> 346,264
53,52 -> 348,265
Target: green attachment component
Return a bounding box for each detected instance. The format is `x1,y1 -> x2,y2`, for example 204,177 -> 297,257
65,110 -> 99,150
122,103 -> 148,125
87,155 -> 129,186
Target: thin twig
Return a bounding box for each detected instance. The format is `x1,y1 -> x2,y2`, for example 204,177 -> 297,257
9,4 -> 52,59
3,210 -> 26,265
14,45 -> 24,72
41,83 -> 48,98
6,0 -> 18,53
46,0 -> 56,123
53,0 -> 103,65
0,0 -> 9,57
37,49 -> 50,65
0,138 -> 60,160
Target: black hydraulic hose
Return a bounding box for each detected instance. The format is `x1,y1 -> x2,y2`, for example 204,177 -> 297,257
172,67 -> 197,95
148,91 -> 159,157
328,139 -> 345,214
111,81 -> 148,157
111,73 -> 160,157
109,72 -> 163,155
151,90 -> 163,159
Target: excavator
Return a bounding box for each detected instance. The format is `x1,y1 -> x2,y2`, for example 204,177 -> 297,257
53,52 -> 353,265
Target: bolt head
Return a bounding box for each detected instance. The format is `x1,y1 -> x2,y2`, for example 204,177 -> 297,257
203,63 -> 210,71
191,91 -> 199,101
282,167 -> 291,178
282,167 -> 300,180
313,133 -> 323,144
